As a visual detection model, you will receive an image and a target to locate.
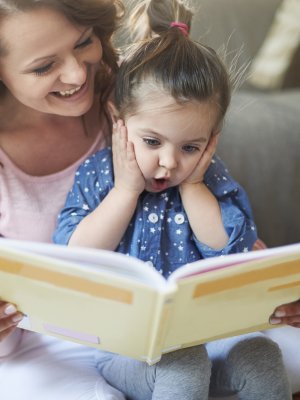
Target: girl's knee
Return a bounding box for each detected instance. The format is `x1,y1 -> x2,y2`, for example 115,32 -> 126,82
162,345 -> 211,368
228,336 -> 285,373
157,345 -> 211,382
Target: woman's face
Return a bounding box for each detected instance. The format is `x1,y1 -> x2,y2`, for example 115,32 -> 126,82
0,6 -> 102,116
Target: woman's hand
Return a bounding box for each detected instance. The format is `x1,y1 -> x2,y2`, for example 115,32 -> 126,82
0,301 -> 23,342
269,299 -> 300,328
112,120 -> 145,195
183,134 -> 218,185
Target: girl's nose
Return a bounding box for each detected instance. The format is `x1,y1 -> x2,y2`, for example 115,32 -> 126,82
60,56 -> 86,86
159,149 -> 178,170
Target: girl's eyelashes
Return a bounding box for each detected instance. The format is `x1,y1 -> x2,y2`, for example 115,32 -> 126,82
182,144 -> 200,153
33,62 -> 54,76
143,137 -> 161,146
142,137 -> 200,153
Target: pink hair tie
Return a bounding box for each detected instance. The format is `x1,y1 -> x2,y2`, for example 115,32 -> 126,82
170,21 -> 189,37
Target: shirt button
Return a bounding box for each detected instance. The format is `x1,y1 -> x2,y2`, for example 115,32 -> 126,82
174,213 -> 185,224
148,213 -> 159,223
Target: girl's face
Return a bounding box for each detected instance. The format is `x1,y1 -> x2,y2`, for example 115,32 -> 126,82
126,94 -> 219,193
0,7 -> 102,117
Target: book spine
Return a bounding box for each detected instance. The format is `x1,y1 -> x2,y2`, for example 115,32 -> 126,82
143,288 -> 176,365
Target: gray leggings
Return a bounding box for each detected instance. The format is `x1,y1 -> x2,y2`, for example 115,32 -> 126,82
95,332 -> 292,400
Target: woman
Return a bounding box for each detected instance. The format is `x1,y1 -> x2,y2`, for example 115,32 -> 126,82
0,0 -> 126,398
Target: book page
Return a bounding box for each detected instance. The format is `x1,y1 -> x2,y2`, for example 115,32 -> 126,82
0,239 -> 166,288
163,244 -> 300,352
0,239 -> 173,361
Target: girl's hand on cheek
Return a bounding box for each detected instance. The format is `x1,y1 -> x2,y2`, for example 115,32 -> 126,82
183,134 -> 218,186
112,120 -> 145,195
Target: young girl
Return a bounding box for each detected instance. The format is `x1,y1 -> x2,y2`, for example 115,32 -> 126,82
54,0 -> 291,399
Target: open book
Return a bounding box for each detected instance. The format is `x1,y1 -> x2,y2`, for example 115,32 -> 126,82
0,239 -> 299,364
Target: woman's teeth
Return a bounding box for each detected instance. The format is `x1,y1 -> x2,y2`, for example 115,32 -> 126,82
56,85 -> 82,97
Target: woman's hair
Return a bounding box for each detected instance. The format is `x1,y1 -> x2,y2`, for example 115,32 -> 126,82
0,0 -> 124,107
116,0 -> 231,127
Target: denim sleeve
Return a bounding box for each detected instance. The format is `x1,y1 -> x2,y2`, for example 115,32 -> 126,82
193,156 -> 257,257
53,149 -> 114,245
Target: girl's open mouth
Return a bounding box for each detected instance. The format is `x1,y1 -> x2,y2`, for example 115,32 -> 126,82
151,178 -> 169,192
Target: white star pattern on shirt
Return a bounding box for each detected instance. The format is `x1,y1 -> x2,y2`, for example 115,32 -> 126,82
176,229 -> 182,235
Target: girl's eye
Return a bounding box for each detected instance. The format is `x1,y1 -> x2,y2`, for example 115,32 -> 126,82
33,62 -> 54,76
182,144 -> 199,153
75,36 -> 93,49
143,138 -> 160,147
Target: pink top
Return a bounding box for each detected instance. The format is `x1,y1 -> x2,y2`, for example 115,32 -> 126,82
0,130 -> 106,243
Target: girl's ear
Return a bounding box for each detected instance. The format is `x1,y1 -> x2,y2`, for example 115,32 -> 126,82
107,101 -> 120,125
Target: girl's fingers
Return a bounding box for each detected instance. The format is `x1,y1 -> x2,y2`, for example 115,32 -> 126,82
206,134 -> 218,157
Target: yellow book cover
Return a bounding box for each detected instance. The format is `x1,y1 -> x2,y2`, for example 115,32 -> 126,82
0,239 -> 299,364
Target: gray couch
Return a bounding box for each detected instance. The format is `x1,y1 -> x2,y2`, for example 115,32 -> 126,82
190,0 -> 300,248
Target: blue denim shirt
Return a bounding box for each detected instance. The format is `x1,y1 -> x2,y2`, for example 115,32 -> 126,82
53,148 -> 257,278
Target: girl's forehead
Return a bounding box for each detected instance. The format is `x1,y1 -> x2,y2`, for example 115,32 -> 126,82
134,94 -> 216,116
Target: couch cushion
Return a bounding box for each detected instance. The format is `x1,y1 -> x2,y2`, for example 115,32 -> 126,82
190,0 -> 282,88
248,0 -> 300,90
217,89 -> 300,246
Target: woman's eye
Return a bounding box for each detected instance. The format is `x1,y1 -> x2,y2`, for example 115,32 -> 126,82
33,62 -> 54,76
182,145 -> 199,153
75,36 -> 93,49
143,138 -> 160,147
